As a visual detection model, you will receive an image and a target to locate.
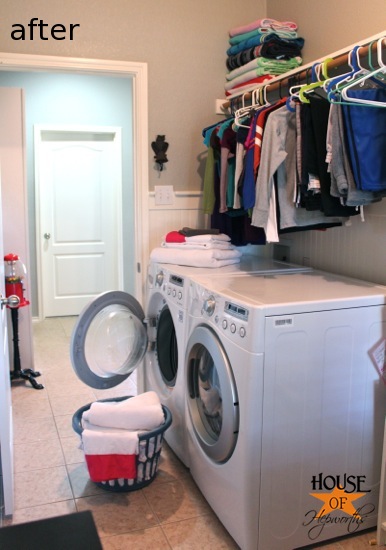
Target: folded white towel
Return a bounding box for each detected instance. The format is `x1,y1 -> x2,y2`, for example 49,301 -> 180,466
150,247 -> 242,268
161,241 -> 234,250
82,391 -> 164,431
82,420 -> 139,455
185,233 -> 230,243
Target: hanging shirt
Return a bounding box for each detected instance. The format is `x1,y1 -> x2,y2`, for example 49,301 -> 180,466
342,88 -> 386,192
241,111 -> 259,210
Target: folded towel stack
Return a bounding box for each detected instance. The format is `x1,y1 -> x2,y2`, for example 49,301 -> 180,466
150,229 -> 242,268
225,18 -> 304,98
81,391 -> 164,482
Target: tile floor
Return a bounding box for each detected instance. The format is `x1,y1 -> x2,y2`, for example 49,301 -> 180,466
0,316 -> 382,549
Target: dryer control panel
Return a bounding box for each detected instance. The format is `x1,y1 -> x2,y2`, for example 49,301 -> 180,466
195,286 -> 250,343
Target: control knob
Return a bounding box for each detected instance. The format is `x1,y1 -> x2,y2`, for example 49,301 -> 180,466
155,270 -> 164,286
203,295 -> 216,316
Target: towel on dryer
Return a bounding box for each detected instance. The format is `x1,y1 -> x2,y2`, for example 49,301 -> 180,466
150,247 -> 242,268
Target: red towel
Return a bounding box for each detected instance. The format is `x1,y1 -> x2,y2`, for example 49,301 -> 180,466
85,453 -> 136,482
165,231 -> 186,243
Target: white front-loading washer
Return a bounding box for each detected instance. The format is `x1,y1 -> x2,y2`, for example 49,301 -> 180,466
144,261 -> 193,466
185,270 -> 386,549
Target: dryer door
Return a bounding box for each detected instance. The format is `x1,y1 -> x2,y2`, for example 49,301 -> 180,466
186,325 -> 239,463
70,291 -> 148,389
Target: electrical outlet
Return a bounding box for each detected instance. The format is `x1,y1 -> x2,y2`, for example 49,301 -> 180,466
215,99 -> 228,115
154,185 -> 174,205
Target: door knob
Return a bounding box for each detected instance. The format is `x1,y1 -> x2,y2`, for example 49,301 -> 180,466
44,233 -> 51,240
0,294 -> 20,309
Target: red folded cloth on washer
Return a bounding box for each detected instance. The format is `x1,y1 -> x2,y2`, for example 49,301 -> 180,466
165,231 -> 186,243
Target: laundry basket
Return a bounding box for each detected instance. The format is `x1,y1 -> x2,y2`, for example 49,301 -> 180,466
72,396 -> 172,492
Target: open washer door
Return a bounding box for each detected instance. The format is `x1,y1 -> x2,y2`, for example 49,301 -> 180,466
70,291 -> 148,389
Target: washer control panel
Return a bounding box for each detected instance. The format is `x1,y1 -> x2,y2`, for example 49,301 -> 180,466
161,272 -> 185,307
199,290 -> 249,341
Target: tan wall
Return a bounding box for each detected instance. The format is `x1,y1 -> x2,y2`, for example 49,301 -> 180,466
267,0 -> 385,62
0,0 -> 266,193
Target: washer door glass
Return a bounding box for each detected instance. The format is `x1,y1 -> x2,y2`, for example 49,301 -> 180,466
156,305 -> 178,387
186,325 -> 239,463
70,291 -> 148,389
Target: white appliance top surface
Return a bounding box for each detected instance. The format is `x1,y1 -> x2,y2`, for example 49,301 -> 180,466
195,270 -> 386,312
156,255 -> 311,278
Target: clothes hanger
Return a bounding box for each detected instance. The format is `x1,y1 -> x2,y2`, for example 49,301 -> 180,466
298,57 -> 333,103
326,46 -> 363,101
234,91 -> 257,128
340,38 -> 386,107
286,70 -> 308,111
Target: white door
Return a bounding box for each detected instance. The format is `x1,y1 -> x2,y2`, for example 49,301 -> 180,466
35,127 -> 123,317
0,169 -> 14,516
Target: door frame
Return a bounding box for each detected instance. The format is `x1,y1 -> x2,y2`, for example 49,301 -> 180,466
34,124 -> 124,318
0,52 -> 149,311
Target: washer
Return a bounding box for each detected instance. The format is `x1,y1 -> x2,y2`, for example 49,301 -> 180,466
185,270 -> 386,549
144,261 -> 193,466
69,256 -> 311,470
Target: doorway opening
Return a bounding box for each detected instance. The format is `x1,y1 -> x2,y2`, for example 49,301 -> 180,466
0,52 -> 149,319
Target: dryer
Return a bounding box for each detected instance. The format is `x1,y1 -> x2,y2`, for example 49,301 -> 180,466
185,270 -> 386,549
145,256 -> 311,467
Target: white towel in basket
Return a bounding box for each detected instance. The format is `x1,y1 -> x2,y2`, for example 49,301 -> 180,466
81,421 -> 139,483
81,420 -> 140,455
82,391 -> 164,431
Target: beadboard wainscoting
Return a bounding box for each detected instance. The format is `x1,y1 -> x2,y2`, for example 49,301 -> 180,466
148,190 -> 209,253
285,200 -> 386,287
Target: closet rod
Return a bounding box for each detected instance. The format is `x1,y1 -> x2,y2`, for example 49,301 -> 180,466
223,30 -> 386,111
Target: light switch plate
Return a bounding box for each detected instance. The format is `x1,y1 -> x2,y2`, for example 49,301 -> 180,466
154,185 -> 174,205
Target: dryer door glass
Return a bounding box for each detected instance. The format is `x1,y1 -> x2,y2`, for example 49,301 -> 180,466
186,326 -> 239,463
70,291 -> 148,389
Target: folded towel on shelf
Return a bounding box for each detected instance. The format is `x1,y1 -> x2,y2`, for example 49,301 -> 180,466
226,37 -> 304,71
225,62 -> 300,91
82,391 -> 164,431
81,423 -> 139,482
150,247 -> 242,268
229,18 -> 297,38
226,56 -> 302,81
225,76 -> 274,97
227,30 -> 298,57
